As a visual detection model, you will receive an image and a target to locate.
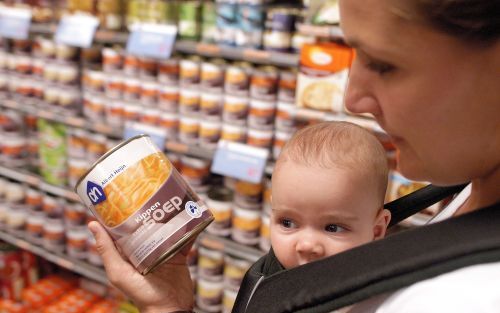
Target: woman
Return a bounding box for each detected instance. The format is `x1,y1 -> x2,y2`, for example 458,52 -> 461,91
88,0 -> 499,312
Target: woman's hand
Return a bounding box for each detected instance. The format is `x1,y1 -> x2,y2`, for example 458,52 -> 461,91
88,221 -> 195,313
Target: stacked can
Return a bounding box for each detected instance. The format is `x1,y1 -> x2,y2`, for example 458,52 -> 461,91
236,1 -> 265,48
196,243 -> 225,312
263,8 -> 298,52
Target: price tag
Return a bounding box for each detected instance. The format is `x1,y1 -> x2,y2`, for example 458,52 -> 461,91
211,140 -> 269,184
55,14 -> 99,48
127,23 -> 177,59
0,7 -> 32,40
124,122 -> 168,149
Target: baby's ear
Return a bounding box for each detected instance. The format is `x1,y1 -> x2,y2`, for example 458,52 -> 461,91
373,208 -> 391,240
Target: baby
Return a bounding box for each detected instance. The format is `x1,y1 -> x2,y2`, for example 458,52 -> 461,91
271,121 -> 391,269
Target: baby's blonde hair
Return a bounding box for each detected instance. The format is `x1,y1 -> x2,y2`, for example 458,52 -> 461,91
276,121 -> 389,204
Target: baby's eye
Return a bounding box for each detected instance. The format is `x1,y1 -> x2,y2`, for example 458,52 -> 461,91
280,218 -> 296,229
325,224 -> 346,233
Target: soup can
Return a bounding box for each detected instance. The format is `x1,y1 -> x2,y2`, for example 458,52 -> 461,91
75,135 -> 214,275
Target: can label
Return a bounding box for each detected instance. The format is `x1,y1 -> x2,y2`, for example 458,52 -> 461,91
76,136 -> 213,273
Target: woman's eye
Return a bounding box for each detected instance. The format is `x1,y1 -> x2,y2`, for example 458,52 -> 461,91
325,224 -> 346,233
280,218 -> 296,229
366,61 -> 395,75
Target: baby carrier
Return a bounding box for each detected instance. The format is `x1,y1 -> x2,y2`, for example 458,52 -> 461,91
232,184 -> 500,312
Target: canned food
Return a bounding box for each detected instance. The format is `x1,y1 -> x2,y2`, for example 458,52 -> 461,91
102,48 -> 123,73
15,56 -> 32,74
5,183 -> 24,205
273,130 -> 293,160
159,85 -> 180,112
84,70 -> 106,92
223,95 -> 249,125
1,135 -> 27,166
26,212 -> 45,243
68,158 -> 89,188
223,288 -> 238,313
179,89 -> 200,115
25,188 -> 43,211
180,156 -> 211,191
201,59 -> 225,92
200,93 -> 223,120
75,135 -> 214,274
86,133 -> 108,163
159,112 -> 179,140
234,180 -> 262,210
223,255 -> 251,290
64,202 -> 87,227
66,228 -> 88,259
247,128 -> 273,150
139,57 -> 158,78
201,1 -> 217,43
140,108 -> 161,126
42,219 -> 65,252
42,195 -> 64,218
216,1 -> 238,46
6,205 -> 27,236
180,57 -> 201,86
105,75 -> 124,99
221,124 -> 246,143
236,4 -> 265,48
199,121 -> 222,149
124,54 -> 140,76
250,66 -> 278,101
68,129 -> 88,159
44,64 -> 59,82
123,78 -> 141,101
158,58 -> 179,85
105,101 -> 125,127
231,206 -> 261,246
196,278 -> 223,313
179,116 -> 200,145
263,30 -> 292,52
140,81 -> 159,106
83,95 -> 106,122
57,64 -> 79,85
198,245 -> 224,279
265,8 -> 296,32
124,104 -> 142,122
259,212 -> 270,251
275,102 -> 296,131
55,44 -> 78,61
224,62 -> 252,96
58,88 -> 81,111
248,99 -> 276,130
278,69 -> 297,103
205,187 -> 233,237
167,153 -> 182,171
32,59 -> 44,77
178,0 -> 201,40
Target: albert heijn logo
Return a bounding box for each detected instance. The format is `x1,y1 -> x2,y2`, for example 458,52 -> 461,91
87,181 -> 106,205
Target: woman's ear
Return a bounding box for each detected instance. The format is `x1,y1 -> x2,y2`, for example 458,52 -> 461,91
373,208 -> 391,240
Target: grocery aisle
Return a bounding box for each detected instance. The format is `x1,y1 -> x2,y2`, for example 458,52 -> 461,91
0,1 -> 444,312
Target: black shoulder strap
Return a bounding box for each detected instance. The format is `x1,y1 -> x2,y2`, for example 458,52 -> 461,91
385,183 -> 467,227
243,201 -> 500,313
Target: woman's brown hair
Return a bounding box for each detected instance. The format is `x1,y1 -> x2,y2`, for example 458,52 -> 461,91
415,0 -> 499,45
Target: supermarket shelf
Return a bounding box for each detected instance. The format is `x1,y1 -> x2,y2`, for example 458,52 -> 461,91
165,141 -> 215,160
199,232 -> 265,263
1,98 -> 122,138
296,23 -> 344,40
295,108 -> 386,134
175,41 -> 299,67
0,230 -> 108,285
0,165 -> 80,202
29,23 -> 299,67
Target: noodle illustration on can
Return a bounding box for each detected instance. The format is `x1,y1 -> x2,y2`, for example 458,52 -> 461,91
75,135 -> 214,274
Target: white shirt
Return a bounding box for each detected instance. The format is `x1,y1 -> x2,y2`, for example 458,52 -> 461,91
348,184 -> 500,313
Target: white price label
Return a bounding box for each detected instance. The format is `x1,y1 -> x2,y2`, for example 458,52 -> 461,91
211,140 -> 269,184
126,23 -> 177,59
55,14 -> 99,48
0,7 -> 32,40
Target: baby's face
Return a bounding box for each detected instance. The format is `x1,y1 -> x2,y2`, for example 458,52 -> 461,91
270,161 -> 389,269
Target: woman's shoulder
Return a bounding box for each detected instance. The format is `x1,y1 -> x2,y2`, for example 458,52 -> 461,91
378,261 -> 500,312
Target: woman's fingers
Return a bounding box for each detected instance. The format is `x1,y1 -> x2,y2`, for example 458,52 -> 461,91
88,221 -> 136,285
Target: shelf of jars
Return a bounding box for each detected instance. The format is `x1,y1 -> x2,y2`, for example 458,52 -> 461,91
0,229 -> 108,285
27,23 -> 300,67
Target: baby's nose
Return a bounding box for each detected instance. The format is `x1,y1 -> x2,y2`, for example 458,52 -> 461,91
296,235 -> 325,257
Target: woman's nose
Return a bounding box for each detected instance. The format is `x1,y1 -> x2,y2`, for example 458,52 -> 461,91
344,60 -> 381,116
